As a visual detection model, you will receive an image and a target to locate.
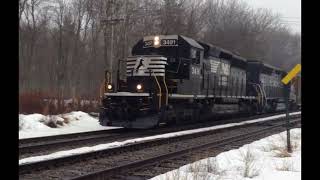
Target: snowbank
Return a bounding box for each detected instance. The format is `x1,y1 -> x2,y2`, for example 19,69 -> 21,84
19,111 -> 120,139
150,128 -> 301,180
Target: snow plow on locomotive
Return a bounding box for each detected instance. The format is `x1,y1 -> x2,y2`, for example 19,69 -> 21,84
99,35 -> 299,129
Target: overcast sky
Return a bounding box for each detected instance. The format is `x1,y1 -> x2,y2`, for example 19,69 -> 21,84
245,0 -> 301,34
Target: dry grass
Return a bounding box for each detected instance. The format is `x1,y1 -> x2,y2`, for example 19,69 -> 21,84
206,158 -> 219,174
40,115 -> 64,128
19,91 -> 99,114
163,170 -> 187,180
239,147 -> 260,178
259,132 -> 300,158
272,147 -> 292,158
61,116 -> 71,124
188,161 -> 202,173
267,134 -> 300,158
185,153 -> 226,180
275,159 -> 295,171
188,158 -> 203,180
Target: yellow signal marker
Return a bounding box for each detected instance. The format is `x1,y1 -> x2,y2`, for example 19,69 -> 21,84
281,64 -> 301,85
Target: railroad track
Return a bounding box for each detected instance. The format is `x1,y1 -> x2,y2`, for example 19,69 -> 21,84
19,112 -> 300,180
106,119 -> 301,180
19,111 -> 296,159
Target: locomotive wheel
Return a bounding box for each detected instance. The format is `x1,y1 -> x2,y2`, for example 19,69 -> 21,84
192,103 -> 201,122
175,109 -> 185,125
166,117 -> 177,126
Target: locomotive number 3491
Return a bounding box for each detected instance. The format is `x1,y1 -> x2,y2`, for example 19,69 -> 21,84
161,39 -> 177,46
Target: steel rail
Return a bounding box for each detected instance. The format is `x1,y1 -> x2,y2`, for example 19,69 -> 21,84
19,128 -> 124,146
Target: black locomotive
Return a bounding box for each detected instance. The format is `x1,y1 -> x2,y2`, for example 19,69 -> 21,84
99,35 -> 298,128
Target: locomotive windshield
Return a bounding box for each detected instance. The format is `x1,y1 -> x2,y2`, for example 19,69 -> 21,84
134,46 -> 178,57
132,35 -> 179,58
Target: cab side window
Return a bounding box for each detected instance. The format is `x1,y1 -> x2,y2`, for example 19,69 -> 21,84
190,48 -> 200,65
196,51 -> 200,64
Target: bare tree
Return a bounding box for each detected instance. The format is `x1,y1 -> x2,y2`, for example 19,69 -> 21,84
19,0 -> 29,26
19,0 -> 301,102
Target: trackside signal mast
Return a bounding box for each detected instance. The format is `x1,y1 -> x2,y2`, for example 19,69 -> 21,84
281,64 -> 301,153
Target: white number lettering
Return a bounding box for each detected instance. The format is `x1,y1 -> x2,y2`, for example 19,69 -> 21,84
162,39 -> 176,46
220,63 -> 230,75
192,67 -> 200,75
144,41 -> 152,47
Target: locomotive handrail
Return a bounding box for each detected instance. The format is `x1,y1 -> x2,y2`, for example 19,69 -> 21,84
163,76 -> 168,106
206,73 -> 209,97
219,75 -> 223,96
261,84 -> 267,105
235,78 -> 239,97
248,82 -> 267,109
257,83 -> 267,107
257,85 -> 264,106
240,79 -> 243,96
150,70 -> 162,109
253,85 -> 261,105
231,77 -> 234,97
226,76 -> 228,96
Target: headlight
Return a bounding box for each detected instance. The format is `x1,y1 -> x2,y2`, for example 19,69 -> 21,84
137,84 -> 142,90
154,36 -> 160,47
107,84 -> 112,90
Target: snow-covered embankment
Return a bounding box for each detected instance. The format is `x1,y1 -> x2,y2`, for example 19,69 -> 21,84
150,128 -> 301,180
19,111 -> 120,139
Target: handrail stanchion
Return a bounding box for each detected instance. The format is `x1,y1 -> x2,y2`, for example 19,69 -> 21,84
163,76 -> 168,106
151,70 -> 162,109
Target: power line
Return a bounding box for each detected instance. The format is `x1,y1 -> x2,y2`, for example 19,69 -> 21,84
281,19 -> 300,22
280,16 -> 301,19
280,19 -> 301,24
281,21 -> 301,25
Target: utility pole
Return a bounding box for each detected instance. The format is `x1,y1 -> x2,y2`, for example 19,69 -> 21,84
101,0 -> 124,90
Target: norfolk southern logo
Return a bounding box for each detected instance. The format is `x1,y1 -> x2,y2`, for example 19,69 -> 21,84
135,58 -> 145,73
134,57 -> 149,75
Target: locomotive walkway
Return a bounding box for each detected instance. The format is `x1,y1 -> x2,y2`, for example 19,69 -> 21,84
19,112 -> 300,180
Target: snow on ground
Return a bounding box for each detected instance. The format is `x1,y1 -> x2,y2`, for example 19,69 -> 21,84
150,128 -> 301,180
19,111 -> 120,139
19,112 -> 300,165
